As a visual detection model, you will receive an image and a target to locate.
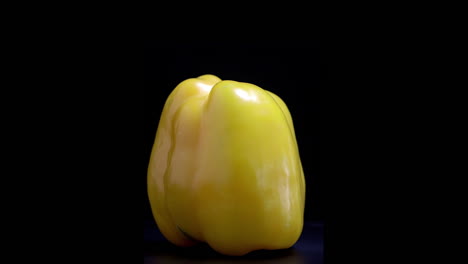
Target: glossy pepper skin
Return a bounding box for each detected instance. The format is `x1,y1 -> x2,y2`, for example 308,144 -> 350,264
147,74 -> 305,256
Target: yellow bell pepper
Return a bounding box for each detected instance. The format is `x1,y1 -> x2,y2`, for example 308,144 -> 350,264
147,74 -> 305,256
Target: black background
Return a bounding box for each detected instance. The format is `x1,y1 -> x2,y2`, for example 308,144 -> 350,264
144,40 -> 325,223
12,16 -> 444,264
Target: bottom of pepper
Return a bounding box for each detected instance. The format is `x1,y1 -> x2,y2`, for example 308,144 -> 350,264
177,226 -> 199,243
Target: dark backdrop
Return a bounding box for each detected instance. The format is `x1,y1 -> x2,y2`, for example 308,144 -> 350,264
144,40 -> 325,223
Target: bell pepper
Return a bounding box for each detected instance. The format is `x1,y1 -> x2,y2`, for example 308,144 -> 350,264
147,74 -> 305,256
